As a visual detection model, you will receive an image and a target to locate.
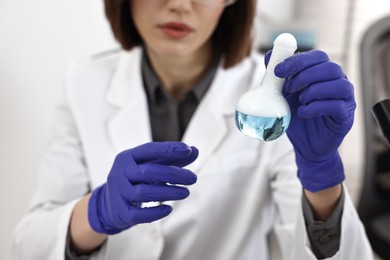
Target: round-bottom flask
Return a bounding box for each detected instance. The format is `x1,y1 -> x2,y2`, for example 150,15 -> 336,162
235,33 -> 297,141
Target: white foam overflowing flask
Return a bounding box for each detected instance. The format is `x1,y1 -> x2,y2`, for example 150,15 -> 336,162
235,33 -> 298,141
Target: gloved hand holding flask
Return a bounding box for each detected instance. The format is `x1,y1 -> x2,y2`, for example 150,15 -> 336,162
88,142 -> 198,234
266,50 -> 356,192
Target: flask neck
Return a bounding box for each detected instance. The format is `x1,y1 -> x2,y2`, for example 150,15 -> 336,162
261,69 -> 285,93
261,46 -> 296,93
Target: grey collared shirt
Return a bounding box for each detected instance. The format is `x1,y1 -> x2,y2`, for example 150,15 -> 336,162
142,51 -> 218,142
65,50 -> 343,260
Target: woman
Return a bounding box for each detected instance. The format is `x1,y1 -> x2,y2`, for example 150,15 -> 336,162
12,0 -> 373,259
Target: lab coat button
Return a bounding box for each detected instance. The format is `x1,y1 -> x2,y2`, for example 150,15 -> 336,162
149,227 -> 160,241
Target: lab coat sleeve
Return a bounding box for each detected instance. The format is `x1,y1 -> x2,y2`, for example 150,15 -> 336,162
267,138 -> 373,260
11,80 -> 106,260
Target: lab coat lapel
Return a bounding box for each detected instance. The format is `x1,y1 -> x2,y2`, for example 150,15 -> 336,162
182,97 -> 228,173
106,49 -> 152,153
182,59 -> 255,172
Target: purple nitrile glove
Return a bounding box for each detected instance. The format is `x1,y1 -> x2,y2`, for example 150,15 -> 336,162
265,50 -> 355,192
88,142 -> 198,234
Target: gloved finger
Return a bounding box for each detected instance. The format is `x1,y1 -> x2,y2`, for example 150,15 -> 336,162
107,164 -> 136,192
129,142 -> 193,164
126,205 -> 173,225
153,146 -> 199,167
297,100 -> 356,120
283,61 -> 345,94
264,50 -> 272,67
275,50 -> 329,79
131,164 -> 197,185
123,184 -> 190,203
298,79 -> 354,104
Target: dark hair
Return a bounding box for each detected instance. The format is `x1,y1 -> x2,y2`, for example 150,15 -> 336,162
104,0 -> 256,69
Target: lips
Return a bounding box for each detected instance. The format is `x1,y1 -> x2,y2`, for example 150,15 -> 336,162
158,22 -> 194,39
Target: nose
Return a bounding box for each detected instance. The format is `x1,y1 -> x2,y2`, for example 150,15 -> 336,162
167,0 -> 193,13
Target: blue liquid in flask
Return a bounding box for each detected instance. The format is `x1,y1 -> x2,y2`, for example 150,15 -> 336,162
235,111 -> 291,141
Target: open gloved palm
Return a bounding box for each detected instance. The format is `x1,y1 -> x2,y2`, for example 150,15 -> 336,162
88,142 -> 198,234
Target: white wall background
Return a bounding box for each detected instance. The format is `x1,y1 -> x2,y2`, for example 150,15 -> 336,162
0,1 -> 116,259
1,0 -> 390,259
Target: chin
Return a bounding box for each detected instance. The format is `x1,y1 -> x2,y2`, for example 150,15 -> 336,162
153,45 -> 194,58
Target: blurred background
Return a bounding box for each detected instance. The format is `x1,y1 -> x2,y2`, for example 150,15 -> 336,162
1,0 -> 390,259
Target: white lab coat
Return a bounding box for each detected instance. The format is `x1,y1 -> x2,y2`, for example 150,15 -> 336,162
12,47 -> 373,260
